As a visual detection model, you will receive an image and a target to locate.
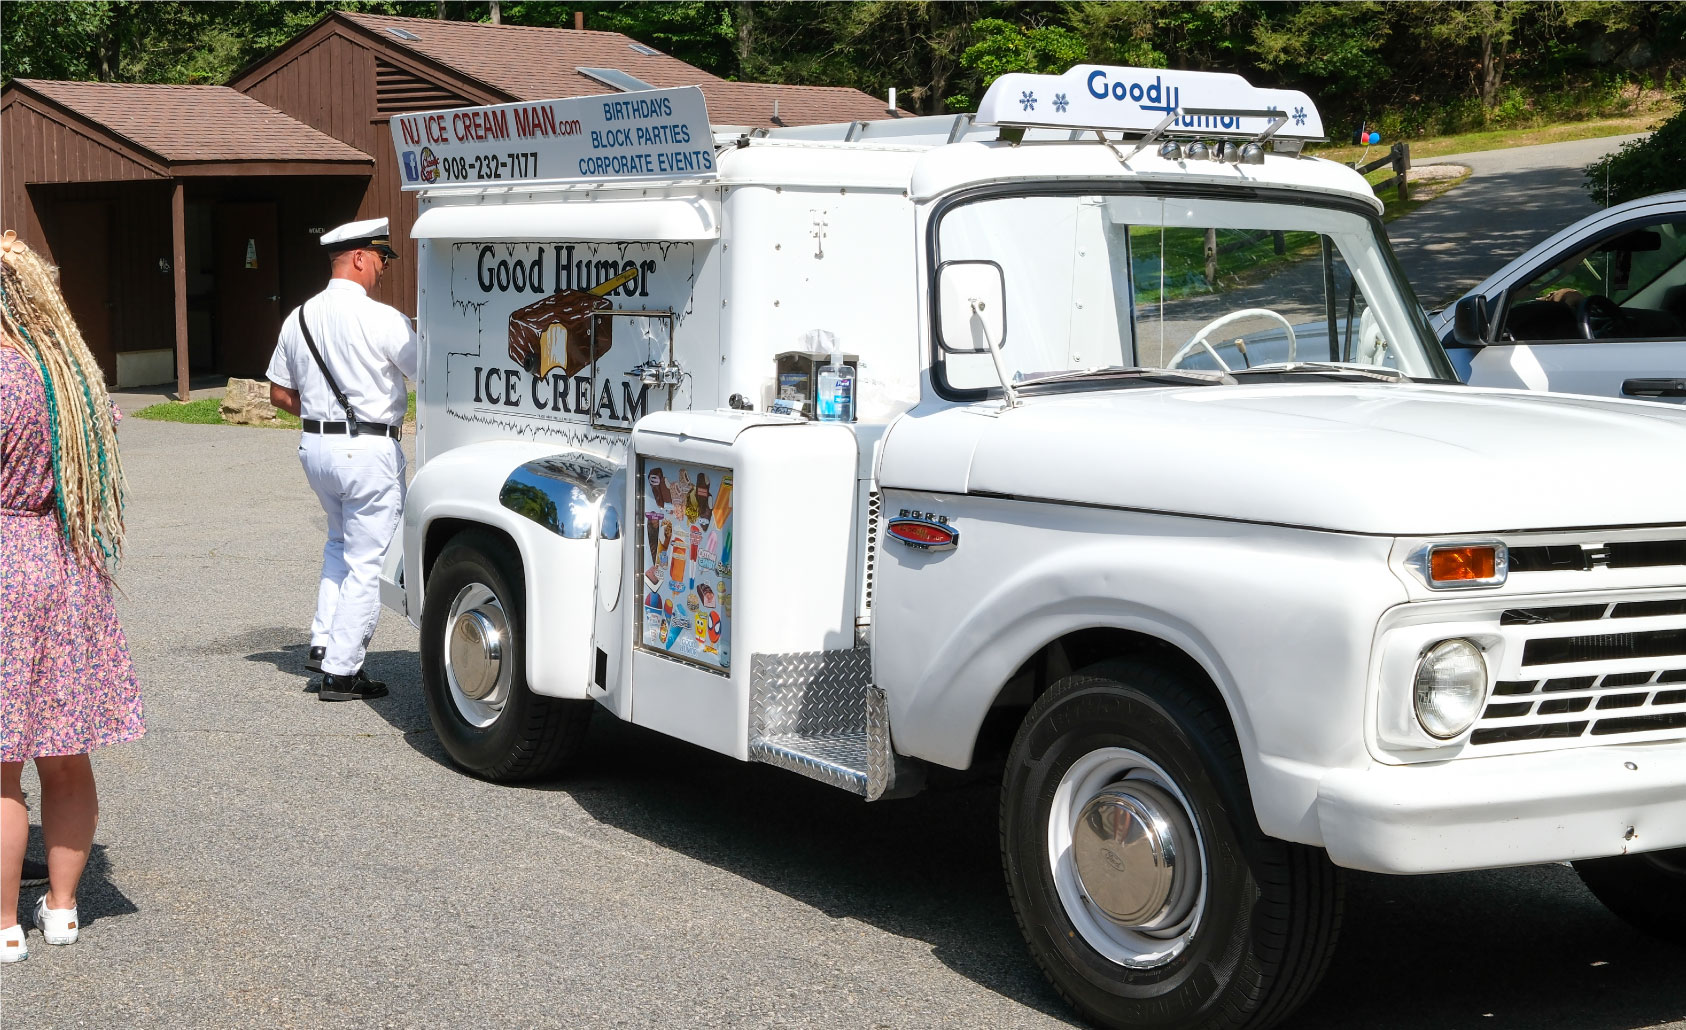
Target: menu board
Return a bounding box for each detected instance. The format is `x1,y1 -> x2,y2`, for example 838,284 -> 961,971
638,458 -> 733,671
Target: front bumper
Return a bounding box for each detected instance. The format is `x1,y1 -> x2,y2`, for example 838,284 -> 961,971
1315,742 -> 1686,873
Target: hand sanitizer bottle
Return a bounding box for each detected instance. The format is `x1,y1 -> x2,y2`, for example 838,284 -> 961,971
816,350 -> 854,422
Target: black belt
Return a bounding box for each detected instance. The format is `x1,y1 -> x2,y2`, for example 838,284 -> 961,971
302,418 -> 401,439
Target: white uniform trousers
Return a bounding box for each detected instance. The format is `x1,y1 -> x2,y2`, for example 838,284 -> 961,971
299,432 -> 405,677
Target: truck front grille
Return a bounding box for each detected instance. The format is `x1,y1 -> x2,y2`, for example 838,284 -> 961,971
1469,597 -> 1686,750
1508,539 -> 1686,572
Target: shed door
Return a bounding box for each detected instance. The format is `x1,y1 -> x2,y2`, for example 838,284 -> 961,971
215,202 -> 281,377
54,202 -> 114,383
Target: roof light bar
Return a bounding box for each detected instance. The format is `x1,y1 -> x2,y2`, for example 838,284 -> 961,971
977,65 -> 1325,143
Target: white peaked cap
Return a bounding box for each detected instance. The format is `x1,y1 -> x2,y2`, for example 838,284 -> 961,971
320,217 -> 391,249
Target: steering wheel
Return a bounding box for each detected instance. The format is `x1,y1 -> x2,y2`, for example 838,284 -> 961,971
1166,308 -> 1297,371
1577,294 -> 1622,339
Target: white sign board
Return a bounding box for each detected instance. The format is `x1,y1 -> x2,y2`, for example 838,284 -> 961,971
392,86 -> 717,190
419,236 -> 719,462
977,65 -> 1325,141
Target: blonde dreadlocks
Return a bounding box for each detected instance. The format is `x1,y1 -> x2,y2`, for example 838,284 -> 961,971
0,237 -> 127,570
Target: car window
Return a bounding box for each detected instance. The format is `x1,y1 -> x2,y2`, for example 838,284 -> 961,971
1500,217 -> 1686,342
933,192 -> 1451,393
1137,226 -> 1399,371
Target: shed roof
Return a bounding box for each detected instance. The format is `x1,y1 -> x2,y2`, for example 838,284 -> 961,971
9,80 -> 372,167
337,12 -> 902,127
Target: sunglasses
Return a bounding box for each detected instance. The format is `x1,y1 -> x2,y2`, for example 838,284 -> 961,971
370,245 -> 398,264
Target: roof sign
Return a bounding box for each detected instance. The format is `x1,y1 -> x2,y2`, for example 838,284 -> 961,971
392,86 -> 717,190
977,65 -> 1324,142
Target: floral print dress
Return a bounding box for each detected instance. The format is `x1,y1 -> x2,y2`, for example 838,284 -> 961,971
0,346 -> 143,761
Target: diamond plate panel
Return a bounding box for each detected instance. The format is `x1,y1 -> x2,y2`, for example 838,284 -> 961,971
865,687 -> 891,800
751,649 -> 873,738
751,649 -> 884,797
750,734 -> 870,795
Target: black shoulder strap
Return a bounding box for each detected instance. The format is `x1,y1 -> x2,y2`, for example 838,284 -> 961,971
293,302 -> 361,433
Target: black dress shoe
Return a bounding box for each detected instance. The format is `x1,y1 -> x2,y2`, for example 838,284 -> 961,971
306,646 -> 326,673
318,668 -> 389,702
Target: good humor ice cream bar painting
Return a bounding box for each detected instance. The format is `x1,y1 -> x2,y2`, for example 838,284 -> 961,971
639,458 -> 733,672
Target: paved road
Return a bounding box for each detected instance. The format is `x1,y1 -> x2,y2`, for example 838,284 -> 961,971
1391,134 -> 1649,308
5,415 -> 1683,1029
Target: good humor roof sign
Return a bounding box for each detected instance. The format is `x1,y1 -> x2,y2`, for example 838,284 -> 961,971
392,86 -> 718,190
976,65 -> 1326,141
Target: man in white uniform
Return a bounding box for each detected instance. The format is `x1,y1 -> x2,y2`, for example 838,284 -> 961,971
267,217 -> 416,702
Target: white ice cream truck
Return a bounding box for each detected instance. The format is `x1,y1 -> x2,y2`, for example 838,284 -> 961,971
384,68 -> 1686,1030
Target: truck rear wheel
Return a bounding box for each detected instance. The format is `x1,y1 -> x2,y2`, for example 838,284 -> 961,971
1572,848 -> 1686,945
420,530 -> 591,781
1001,660 -> 1343,1030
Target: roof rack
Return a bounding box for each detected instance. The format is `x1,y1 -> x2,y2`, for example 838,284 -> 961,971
727,113 -> 997,147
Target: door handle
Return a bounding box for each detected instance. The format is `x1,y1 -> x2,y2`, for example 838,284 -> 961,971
1622,378 -> 1686,398
266,294 -> 280,302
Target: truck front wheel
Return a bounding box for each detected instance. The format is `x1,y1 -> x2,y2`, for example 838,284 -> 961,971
1573,848 -> 1686,945
1001,660 -> 1343,1030
420,530 -> 592,781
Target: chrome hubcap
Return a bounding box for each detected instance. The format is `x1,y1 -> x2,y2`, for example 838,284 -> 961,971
443,583 -> 511,727
1050,748 -> 1208,968
1071,781 -> 1201,932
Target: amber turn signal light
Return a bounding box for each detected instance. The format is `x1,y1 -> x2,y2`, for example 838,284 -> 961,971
1426,543 -> 1506,587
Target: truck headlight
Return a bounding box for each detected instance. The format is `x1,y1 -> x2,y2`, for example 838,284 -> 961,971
1413,638 -> 1488,739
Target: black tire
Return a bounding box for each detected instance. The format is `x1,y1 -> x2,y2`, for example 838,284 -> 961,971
420,530 -> 592,781
1001,659 -> 1344,1030
1573,848 -> 1686,945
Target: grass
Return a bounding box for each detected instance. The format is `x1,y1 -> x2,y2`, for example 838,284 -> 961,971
131,397 -> 225,424
134,390 -> 413,429
1309,109 -> 1672,167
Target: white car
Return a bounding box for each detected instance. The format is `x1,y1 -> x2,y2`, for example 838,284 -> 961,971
1437,190 -> 1686,403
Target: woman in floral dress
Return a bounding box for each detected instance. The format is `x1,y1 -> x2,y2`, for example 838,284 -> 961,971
0,230 -> 143,962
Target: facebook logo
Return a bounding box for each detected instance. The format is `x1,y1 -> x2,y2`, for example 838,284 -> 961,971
401,151 -> 420,181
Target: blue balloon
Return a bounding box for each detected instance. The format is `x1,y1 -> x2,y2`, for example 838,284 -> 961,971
1368,131 -> 1381,144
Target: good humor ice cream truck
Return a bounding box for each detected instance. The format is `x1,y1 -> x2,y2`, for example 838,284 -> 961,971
383,67 -> 1686,1030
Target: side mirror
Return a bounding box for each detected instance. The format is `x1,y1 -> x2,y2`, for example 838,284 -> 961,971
1449,294 -> 1491,349
936,260 -> 1006,354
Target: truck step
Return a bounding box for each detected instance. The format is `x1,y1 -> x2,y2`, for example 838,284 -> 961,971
750,649 -> 891,799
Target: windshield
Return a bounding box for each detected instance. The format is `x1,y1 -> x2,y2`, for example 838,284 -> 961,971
934,190 -> 1455,392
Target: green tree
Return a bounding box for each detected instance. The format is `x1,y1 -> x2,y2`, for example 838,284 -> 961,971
1063,2 -> 1166,69
1584,99 -> 1685,206
958,16 -> 1087,98
1251,2 -> 1392,100
1424,0 -> 1530,113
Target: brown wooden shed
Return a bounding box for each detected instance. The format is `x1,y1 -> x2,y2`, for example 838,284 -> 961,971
1,80 -> 373,388
2,11 -> 899,398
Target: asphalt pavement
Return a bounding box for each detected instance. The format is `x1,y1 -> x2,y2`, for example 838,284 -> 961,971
1390,133 -> 1649,308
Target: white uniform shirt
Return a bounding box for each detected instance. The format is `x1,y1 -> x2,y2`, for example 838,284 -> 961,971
266,279 -> 418,427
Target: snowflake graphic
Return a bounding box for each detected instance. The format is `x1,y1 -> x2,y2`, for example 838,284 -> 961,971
1019,90 -> 1037,112
1053,93 -> 1069,114
1293,105 -> 1308,127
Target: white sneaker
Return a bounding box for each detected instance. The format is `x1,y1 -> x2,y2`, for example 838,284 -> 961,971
32,896 -> 78,946
1,923 -> 24,962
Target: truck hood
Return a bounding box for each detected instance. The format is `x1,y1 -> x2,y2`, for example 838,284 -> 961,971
879,383 -> 1686,535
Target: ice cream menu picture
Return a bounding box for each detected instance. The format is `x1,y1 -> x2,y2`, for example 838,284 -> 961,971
639,458 -> 733,671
